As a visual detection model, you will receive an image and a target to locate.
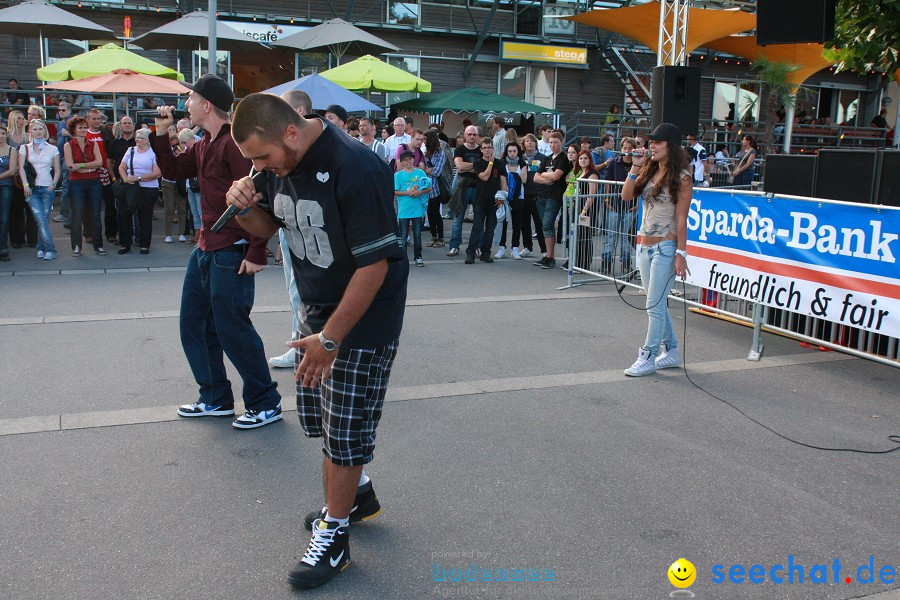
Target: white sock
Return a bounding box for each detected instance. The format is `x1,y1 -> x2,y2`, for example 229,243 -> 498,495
323,512 -> 349,528
358,471 -> 370,487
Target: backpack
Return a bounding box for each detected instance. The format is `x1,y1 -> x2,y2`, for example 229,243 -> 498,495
388,143 -> 409,172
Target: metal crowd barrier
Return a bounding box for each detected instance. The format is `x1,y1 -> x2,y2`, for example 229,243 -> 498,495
564,180 -> 899,367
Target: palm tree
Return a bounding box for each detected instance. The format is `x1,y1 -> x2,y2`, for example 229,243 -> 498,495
749,57 -> 802,154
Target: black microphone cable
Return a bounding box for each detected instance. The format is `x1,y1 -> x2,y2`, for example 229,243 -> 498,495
604,265 -> 900,455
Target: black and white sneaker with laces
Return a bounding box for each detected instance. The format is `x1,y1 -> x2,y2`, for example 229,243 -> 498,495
232,403 -> 283,429
288,519 -> 350,589
304,480 -> 382,530
176,402 -> 236,418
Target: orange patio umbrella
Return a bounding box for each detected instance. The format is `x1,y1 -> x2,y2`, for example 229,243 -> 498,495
562,1 -> 756,56
41,69 -> 188,119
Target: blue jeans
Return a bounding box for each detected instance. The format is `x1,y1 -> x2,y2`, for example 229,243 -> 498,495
278,229 -> 301,338
69,178 -> 103,250
466,201 -> 497,256
180,246 -> 280,411
0,185 -> 11,253
449,185 -> 477,250
187,187 -> 202,230
536,195 -> 561,239
399,216 -> 423,259
637,240 -> 678,357
26,186 -> 57,254
602,207 -> 637,265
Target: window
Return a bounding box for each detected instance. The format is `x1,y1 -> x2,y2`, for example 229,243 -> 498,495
388,1 -> 420,25
386,57 -> 421,107
500,66 -> 527,100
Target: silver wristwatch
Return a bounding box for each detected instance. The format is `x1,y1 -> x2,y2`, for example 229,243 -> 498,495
318,331 -> 340,352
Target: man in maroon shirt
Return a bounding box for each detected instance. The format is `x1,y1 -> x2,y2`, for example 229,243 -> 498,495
152,74 -> 282,430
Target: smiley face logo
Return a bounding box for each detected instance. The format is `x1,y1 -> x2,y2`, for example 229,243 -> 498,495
668,558 -> 696,588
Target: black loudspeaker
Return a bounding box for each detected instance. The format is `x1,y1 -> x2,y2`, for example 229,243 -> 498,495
764,154 -> 817,197
815,149 -> 878,204
875,150 -> 900,207
651,66 -> 701,136
757,0 -> 836,45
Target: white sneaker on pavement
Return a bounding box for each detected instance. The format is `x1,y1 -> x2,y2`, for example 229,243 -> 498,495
511,248 -> 521,260
268,348 -> 296,368
494,246 -> 506,259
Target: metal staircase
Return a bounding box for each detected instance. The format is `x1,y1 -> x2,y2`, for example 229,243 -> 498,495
599,46 -> 653,116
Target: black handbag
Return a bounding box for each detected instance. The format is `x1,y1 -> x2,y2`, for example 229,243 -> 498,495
21,144 -> 38,188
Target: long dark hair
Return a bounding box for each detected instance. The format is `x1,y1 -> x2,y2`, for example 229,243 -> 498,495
503,141 -> 523,165
742,134 -> 759,153
424,129 -> 441,157
574,150 -> 598,179
634,141 -> 690,200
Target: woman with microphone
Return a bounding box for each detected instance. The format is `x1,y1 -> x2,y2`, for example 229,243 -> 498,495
620,123 -> 692,377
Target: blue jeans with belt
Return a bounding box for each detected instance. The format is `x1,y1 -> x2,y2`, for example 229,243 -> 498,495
179,246 -> 280,411
26,186 -> 57,254
636,239 -> 678,357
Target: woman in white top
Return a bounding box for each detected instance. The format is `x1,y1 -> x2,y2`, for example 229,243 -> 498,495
18,119 -> 60,260
620,122 -> 692,377
117,128 -> 160,254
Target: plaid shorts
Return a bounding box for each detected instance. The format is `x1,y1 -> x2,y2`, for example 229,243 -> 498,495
296,340 -> 399,466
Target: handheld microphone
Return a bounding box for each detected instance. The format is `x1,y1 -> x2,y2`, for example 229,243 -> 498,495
209,169 -> 267,234
616,151 -> 642,157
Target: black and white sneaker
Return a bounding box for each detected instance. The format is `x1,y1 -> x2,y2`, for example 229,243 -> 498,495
304,480 -> 382,530
176,402 -> 235,418
288,519 -> 350,589
232,403 -> 283,429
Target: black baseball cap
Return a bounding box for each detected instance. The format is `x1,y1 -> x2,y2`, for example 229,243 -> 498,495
646,122 -> 682,147
182,74 -> 234,113
398,150 -> 415,161
325,104 -> 348,123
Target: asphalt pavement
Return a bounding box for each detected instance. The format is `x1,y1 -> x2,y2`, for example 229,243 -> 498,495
1,214 -> 898,600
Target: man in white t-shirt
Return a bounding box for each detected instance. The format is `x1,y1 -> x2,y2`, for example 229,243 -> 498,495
384,117 -> 410,159
686,134 -> 708,186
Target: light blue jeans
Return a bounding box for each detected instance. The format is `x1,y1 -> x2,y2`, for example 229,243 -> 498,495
187,186 -> 202,231
27,186 -> 58,254
637,239 -> 678,357
279,229 -> 301,338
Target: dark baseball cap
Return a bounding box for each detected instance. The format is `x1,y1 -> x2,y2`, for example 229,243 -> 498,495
325,104 -> 348,123
398,150 -> 415,161
646,122 -> 682,147
182,73 -> 234,113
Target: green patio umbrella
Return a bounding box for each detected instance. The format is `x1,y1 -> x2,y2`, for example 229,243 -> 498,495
36,43 -> 184,82
320,54 -> 431,93
391,87 -> 559,114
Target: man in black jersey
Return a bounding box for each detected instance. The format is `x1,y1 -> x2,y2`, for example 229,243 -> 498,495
227,93 -> 408,590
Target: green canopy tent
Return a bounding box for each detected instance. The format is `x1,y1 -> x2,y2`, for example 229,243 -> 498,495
390,87 -> 559,115
36,43 -> 184,82
320,54 -> 431,94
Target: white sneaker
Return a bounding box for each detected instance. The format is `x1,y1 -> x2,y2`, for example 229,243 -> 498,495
511,248 -> 521,260
268,348 -> 296,368
519,248 -> 532,257
37,250 -> 45,259
624,349 -> 656,377
655,347 -> 681,369
165,236 -> 174,243
494,246 -> 506,259
178,235 -> 187,242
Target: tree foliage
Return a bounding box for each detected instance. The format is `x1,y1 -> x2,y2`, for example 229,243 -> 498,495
823,0 -> 900,75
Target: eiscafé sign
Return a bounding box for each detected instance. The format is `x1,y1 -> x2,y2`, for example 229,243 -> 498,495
221,20 -> 309,43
